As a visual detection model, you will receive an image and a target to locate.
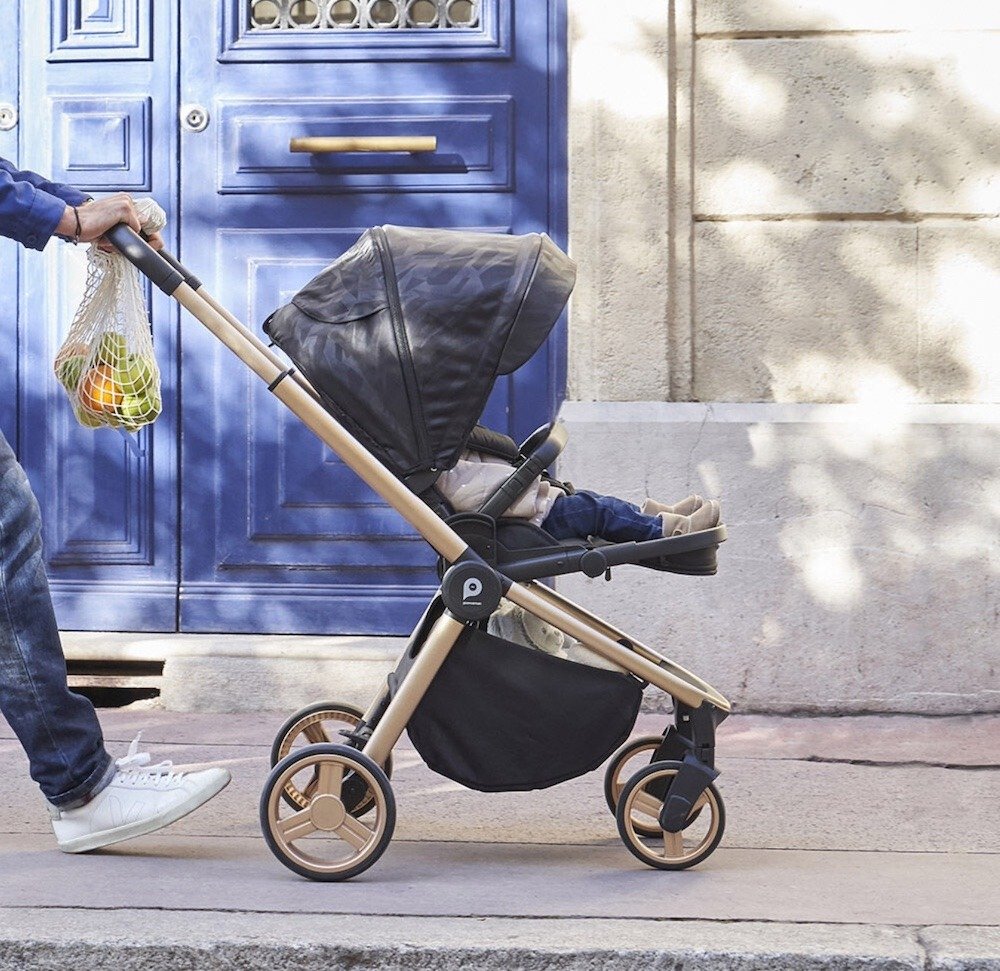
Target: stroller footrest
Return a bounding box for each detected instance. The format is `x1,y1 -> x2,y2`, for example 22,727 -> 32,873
499,525 -> 727,583
599,525 -> 727,568
640,543 -> 720,577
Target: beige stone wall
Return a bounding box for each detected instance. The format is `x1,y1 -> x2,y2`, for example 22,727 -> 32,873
557,403 -> 1000,714
569,0 -> 1000,405
565,2 -> 1000,712
567,0 -> 679,401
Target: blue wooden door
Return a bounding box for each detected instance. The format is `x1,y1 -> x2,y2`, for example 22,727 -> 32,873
0,0 -> 18,451
178,0 -> 567,634
13,1 -> 180,631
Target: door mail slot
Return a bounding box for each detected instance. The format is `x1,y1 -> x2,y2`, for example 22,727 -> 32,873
220,97 -> 512,194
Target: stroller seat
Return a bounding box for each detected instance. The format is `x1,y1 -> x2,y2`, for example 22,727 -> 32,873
444,420 -> 727,582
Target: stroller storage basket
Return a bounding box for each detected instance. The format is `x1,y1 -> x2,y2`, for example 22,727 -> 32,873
408,626 -> 643,792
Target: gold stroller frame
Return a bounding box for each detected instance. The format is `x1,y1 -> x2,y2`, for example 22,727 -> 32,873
109,226 -> 731,880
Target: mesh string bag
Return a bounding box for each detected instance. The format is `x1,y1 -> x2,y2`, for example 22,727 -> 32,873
54,199 -> 165,432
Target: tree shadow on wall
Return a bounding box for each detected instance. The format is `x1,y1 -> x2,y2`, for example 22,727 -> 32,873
563,8 -> 1000,713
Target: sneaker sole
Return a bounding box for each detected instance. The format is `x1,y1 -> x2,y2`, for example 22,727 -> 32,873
57,771 -> 232,854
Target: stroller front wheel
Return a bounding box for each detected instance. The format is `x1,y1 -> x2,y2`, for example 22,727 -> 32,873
260,743 -> 396,881
615,760 -> 725,870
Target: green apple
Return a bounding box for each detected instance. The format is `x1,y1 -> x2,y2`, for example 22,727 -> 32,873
118,394 -> 147,425
115,355 -> 157,396
96,332 -> 128,367
117,390 -> 161,428
57,355 -> 88,391
73,405 -> 103,429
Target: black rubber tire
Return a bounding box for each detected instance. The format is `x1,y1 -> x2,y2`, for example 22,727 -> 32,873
603,735 -> 664,836
260,743 -> 396,882
270,701 -> 392,814
615,760 -> 726,871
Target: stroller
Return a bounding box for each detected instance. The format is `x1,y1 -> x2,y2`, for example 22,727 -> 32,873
109,223 -> 731,881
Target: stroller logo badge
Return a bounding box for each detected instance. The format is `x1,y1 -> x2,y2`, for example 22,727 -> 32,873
441,561 -> 502,621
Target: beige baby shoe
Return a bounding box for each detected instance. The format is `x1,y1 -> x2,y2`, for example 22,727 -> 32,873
641,494 -> 703,517
659,499 -> 721,536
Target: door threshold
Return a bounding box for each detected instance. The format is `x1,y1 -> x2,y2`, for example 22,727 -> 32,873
61,631 -> 406,713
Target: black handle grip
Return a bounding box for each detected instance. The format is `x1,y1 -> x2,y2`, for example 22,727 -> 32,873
105,223 -> 184,295
136,230 -> 203,290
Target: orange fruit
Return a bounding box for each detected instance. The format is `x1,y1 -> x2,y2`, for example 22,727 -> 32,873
79,364 -> 124,414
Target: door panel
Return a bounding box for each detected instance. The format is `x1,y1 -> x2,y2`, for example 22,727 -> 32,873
17,1 -> 179,630
48,96 -> 152,192
179,0 -> 565,634
49,0 -> 151,61
224,0 -> 510,62
219,96 -> 513,194
0,0 -> 19,447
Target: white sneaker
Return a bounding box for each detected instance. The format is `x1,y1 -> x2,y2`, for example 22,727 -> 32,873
49,733 -> 231,854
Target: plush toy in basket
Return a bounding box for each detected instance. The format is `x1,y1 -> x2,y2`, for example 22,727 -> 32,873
54,199 -> 165,432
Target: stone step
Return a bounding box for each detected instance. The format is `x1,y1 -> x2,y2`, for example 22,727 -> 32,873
0,909 -> 995,971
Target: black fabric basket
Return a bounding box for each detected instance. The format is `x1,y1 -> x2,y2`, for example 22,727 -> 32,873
407,626 -> 643,792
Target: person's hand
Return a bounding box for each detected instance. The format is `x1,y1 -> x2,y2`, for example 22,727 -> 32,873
56,194 -> 165,252
58,192 -> 138,242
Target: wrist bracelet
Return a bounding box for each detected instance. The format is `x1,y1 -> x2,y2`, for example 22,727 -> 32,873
72,206 -> 82,245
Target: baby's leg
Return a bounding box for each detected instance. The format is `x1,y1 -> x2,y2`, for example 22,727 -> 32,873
541,490 -> 663,543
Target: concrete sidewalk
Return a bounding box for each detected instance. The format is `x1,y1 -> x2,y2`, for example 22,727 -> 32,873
1,709 -> 998,969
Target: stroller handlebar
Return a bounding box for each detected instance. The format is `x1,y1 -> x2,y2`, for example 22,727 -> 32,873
143,236 -> 203,291
105,223 -> 185,295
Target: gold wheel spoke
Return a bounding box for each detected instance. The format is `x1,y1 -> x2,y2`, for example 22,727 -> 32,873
663,829 -> 684,859
335,812 -> 375,850
317,759 -> 344,797
633,790 -> 663,820
691,792 -> 709,815
278,808 -> 316,842
303,723 -> 330,744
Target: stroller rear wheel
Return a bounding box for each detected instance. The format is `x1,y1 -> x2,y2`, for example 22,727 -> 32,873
271,701 -> 393,814
616,760 -> 725,870
603,735 -> 665,838
260,743 -> 395,881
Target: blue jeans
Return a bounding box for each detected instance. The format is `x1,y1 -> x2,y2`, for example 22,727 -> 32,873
541,490 -> 663,543
0,430 -> 113,807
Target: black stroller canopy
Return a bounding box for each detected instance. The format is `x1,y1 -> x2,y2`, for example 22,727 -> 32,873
264,225 -> 577,488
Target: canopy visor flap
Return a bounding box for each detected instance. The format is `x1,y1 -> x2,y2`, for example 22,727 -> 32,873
290,230 -> 388,324
497,233 -> 577,375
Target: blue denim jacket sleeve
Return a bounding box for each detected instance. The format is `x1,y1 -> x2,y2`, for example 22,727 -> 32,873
0,158 -> 90,251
